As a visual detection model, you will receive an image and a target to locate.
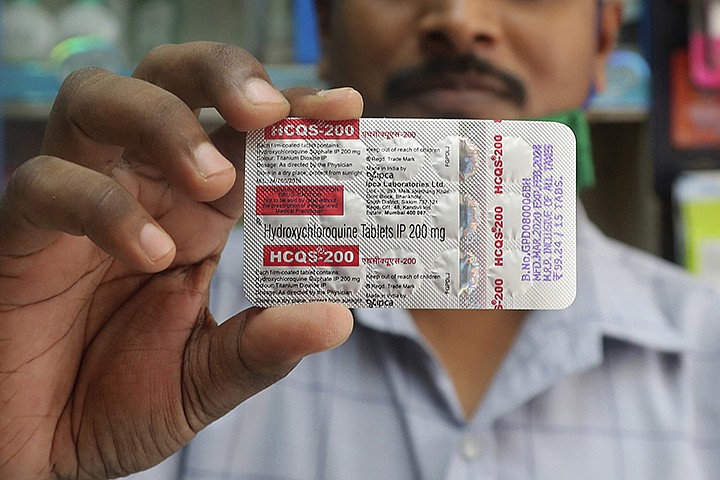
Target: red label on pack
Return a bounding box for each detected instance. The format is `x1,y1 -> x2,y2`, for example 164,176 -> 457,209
264,118 -> 360,140
256,185 -> 344,216
263,245 -> 360,267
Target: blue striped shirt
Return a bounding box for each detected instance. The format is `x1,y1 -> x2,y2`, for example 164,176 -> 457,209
129,206 -> 720,479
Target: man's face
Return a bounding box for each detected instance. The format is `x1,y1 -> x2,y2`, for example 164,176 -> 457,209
317,0 -> 620,119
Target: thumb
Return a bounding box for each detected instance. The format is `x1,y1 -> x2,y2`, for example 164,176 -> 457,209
182,303 -> 353,432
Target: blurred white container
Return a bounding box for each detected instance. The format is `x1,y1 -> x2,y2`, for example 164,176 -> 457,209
56,0 -> 123,44
128,0 -> 180,62
2,0 -> 58,62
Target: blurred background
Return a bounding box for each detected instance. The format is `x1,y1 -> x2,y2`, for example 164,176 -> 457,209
1,0 -> 719,287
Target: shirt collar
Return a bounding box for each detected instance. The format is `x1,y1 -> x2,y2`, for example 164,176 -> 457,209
477,204 -> 687,422
352,203 -> 687,423
570,203 -> 686,353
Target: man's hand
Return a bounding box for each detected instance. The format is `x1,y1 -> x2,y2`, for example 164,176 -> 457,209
0,42 -> 361,479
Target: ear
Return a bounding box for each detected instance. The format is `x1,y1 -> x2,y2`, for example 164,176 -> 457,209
594,1 -> 623,92
314,0 -> 333,83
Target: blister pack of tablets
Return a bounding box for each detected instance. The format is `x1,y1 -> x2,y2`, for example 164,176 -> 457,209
243,118 -> 576,309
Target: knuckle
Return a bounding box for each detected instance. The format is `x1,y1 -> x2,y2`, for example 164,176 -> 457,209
144,42 -> 175,60
204,42 -> 254,66
4,156 -> 56,203
89,180 -> 136,221
134,43 -> 175,78
53,67 -> 108,112
201,43 -> 263,87
146,94 -> 185,129
135,95 -> 195,153
79,179 -> 139,239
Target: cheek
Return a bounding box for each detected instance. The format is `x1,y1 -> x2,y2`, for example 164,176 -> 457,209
327,4 -> 417,107
504,8 -> 599,114
519,38 -> 598,114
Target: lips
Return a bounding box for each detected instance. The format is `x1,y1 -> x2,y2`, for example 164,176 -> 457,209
392,73 -> 517,117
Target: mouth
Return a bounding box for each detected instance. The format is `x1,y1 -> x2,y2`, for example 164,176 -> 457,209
390,74 -> 519,118
411,72 -> 516,98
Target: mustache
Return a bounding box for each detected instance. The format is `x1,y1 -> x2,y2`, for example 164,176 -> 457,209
385,55 -> 527,108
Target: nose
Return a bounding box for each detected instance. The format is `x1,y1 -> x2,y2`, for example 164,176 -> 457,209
418,0 -> 502,55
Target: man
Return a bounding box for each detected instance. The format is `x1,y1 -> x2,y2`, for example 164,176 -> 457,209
1,0 -> 718,479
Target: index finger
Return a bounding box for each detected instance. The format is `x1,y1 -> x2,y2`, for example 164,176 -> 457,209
134,42 -> 292,132
41,43 -> 293,203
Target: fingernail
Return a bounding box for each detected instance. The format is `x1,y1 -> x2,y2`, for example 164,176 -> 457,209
139,223 -> 174,262
245,78 -> 287,105
195,143 -> 234,178
316,87 -> 357,98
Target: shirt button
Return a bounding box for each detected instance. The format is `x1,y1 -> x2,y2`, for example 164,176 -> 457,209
459,434 -> 483,461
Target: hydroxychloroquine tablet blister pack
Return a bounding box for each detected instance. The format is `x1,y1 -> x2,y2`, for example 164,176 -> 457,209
243,117 -> 576,309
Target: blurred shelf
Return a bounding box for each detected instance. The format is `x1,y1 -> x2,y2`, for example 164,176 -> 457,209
3,101 -> 53,121
587,106 -> 648,123
2,63 -> 323,122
